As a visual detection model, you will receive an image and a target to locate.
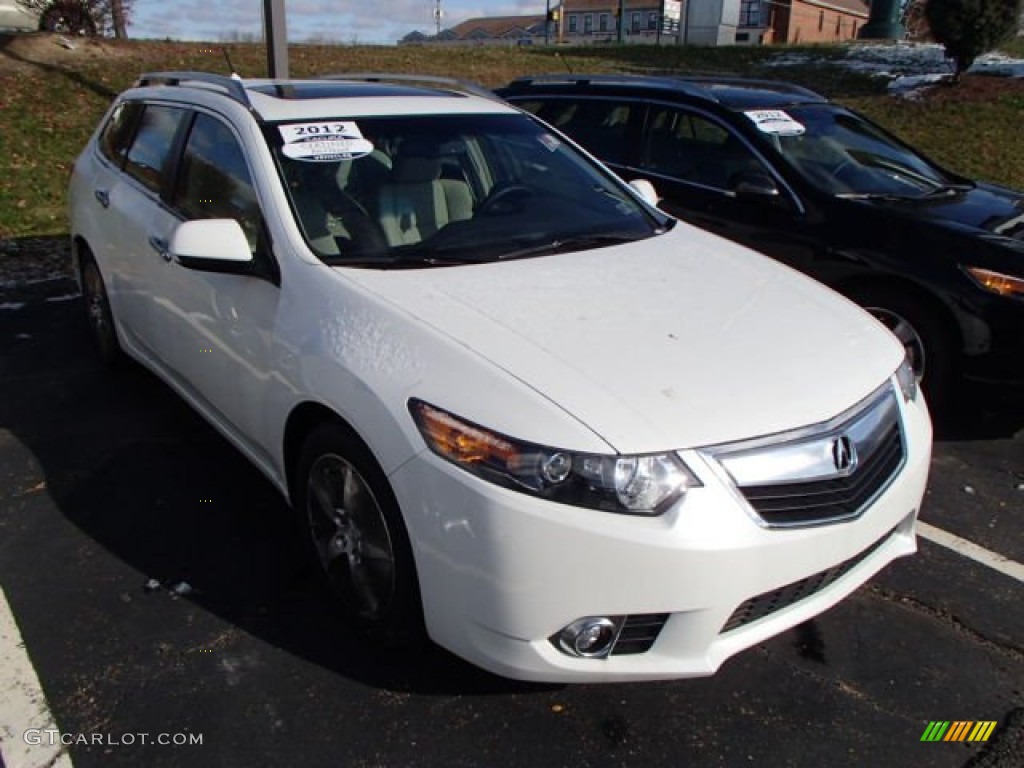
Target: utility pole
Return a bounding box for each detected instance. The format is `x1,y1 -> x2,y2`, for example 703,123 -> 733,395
434,0 -> 443,36
263,0 -> 288,78
617,0 -> 625,43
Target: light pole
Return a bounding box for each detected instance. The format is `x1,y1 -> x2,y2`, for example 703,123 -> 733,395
263,0 -> 288,78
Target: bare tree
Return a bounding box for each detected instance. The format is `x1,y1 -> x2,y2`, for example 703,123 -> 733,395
109,0 -> 127,37
16,0 -> 134,38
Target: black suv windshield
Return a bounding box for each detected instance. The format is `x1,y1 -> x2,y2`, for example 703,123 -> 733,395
762,105 -> 961,198
269,113 -> 667,266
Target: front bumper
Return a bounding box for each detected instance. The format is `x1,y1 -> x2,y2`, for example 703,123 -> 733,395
389,385 -> 931,682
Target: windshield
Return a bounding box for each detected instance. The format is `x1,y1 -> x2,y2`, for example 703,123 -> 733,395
761,105 -> 962,198
269,113 -> 667,266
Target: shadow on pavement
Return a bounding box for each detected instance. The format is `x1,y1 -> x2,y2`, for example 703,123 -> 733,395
1,273 -> 1021,700
0,284 -> 549,697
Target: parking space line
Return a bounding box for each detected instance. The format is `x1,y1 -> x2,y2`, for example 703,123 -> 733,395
0,587 -> 74,768
918,521 -> 1024,583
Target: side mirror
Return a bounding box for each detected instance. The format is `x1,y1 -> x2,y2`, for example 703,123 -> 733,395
730,171 -> 781,201
628,178 -> 661,207
170,219 -> 254,274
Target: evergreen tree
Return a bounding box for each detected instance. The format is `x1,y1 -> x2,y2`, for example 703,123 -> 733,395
925,0 -> 1022,81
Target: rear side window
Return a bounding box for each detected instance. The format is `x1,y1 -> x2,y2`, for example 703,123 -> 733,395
532,98 -> 634,165
123,105 -> 187,193
173,113 -> 262,251
98,101 -> 143,167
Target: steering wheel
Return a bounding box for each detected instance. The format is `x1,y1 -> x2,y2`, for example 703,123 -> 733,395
476,183 -> 532,216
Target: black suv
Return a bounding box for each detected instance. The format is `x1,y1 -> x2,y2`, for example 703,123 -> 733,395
499,74 -> 1024,406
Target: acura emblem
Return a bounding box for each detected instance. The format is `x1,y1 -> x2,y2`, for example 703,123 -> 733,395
832,435 -> 857,474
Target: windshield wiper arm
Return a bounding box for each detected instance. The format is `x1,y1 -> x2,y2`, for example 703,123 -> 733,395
326,253 -> 478,269
920,182 -> 974,198
835,192 -> 911,201
498,232 -> 647,261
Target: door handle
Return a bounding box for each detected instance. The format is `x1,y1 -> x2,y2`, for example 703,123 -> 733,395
148,235 -> 172,262
94,189 -> 110,208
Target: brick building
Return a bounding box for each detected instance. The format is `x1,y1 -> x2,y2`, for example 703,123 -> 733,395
400,0 -> 870,47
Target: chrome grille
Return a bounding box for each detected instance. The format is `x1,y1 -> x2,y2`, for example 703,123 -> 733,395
721,528 -> 894,633
708,385 -> 906,528
741,424 -> 903,526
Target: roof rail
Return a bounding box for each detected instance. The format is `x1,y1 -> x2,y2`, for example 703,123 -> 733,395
504,73 -> 827,104
504,73 -> 716,101
134,71 -> 254,111
677,75 -> 825,100
317,73 -> 501,102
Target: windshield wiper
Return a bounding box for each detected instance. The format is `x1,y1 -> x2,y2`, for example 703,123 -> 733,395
326,253 -> 478,269
497,232 -> 649,261
835,192 -> 912,201
837,182 -> 974,203
919,182 -> 974,199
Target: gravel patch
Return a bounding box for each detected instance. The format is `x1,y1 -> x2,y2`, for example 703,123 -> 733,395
0,237 -> 74,293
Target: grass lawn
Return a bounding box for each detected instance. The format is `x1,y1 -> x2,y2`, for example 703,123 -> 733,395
1,33 -> 1022,239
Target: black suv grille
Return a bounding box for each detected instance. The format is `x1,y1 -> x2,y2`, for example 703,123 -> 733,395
720,529 -> 894,633
740,424 -> 904,526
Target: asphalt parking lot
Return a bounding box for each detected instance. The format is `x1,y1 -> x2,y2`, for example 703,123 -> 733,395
1,269 -> 1022,768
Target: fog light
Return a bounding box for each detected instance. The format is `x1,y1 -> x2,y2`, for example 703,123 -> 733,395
555,617 -> 621,658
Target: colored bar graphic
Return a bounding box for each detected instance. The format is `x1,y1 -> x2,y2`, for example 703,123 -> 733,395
920,721 -> 997,742
944,721 -> 972,741
969,722 -> 998,742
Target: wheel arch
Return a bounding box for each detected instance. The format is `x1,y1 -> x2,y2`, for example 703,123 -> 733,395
834,273 -> 964,355
283,401 -> 368,507
72,235 -> 94,284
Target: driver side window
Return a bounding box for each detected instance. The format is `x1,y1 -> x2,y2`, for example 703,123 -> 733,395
173,113 -> 263,253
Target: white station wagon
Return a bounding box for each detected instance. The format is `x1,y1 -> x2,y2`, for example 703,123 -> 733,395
68,72 -> 932,682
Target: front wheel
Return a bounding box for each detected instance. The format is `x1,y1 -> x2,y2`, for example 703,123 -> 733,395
295,422 -> 424,646
847,286 -> 956,408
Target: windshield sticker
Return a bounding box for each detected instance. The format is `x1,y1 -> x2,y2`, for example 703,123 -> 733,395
744,110 -> 805,136
279,121 -> 374,162
537,133 -> 560,152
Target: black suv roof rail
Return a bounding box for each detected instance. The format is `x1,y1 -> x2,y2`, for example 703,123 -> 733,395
135,71 -> 254,111
318,73 -> 500,102
505,73 -> 713,100
503,73 -> 825,104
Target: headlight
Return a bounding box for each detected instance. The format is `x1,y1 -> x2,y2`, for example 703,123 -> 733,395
963,266 -> 1024,299
895,354 -> 918,403
409,399 -> 699,515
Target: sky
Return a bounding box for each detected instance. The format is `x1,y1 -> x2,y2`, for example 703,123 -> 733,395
129,0 -> 547,45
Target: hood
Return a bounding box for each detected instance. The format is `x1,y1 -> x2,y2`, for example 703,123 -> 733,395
342,224 -> 904,453
862,182 -> 1024,244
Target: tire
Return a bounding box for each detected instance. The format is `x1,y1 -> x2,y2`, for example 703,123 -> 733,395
295,422 -> 424,646
846,285 -> 956,408
81,258 -> 123,367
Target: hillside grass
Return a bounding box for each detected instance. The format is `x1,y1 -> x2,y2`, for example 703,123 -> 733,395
0,33 -> 1022,238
